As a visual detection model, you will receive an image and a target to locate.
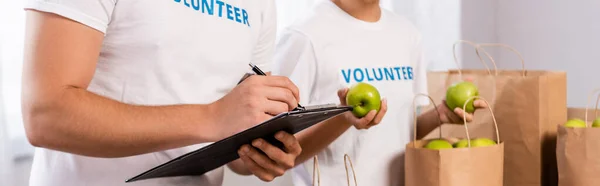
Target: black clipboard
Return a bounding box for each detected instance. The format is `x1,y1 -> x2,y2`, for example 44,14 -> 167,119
125,104 -> 352,183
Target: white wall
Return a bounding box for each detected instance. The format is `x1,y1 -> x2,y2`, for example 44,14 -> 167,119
459,0 -> 498,69
494,0 -> 600,108
0,42 -> 13,186
458,0 -> 600,108
1,0 -> 16,185
393,0 -> 462,71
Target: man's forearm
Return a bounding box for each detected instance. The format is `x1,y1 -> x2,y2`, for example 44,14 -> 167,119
416,107 -> 442,140
23,87 -> 216,158
294,115 -> 352,164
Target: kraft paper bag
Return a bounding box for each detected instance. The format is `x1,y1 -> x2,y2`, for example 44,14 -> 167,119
311,154 -> 358,186
556,93 -> 600,186
425,41 -> 566,186
405,94 -> 504,186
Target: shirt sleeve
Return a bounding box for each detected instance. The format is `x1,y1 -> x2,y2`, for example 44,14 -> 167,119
273,28 -> 318,106
250,0 -> 277,73
413,33 -> 430,106
24,0 -> 116,34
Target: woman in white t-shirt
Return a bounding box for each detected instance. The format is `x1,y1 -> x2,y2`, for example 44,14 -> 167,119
274,0 -> 487,186
21,1 -> 306,186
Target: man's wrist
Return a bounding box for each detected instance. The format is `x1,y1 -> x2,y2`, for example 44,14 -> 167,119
185,103 -> 220,143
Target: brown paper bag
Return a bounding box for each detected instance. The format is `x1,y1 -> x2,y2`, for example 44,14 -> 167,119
425,41 -> 566,186
425,40 -> 502,140
405,94 -> 504,186
311,154 -> 358,186
556,92 -> 600,186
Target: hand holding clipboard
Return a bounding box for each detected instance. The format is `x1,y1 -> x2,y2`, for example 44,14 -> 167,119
126,64 -> 352,183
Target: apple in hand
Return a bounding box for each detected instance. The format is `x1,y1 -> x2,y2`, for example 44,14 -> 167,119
445,81 -> 479,113
346,82 -> 381,118
564,119 -> 587,128
593,117 -> 600,128
424,139 -> 453,150
471,138 -> 497,147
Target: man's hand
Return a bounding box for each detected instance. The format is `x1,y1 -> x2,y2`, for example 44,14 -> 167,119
437,77 -> 488,124
437,100 -> 488,124
236,131 -> 301,182
210,75 -> 300,140
336,88 -> 388,130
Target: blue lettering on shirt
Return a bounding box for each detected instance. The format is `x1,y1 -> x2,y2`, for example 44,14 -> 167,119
373,68 -> 383,81
354,68 -> 365,82
216,0 -> 224,17
203,0 -> 214,15
226,4 -> 234,20
383,68 -> 395,81
341,66 -> 415,83
174,0 -> 250,27
393,67 -> 402,79
341,69 -> 352,83
234,7 -> 242,23
365,68 -> 374,81
191,0 -> 200,10
242,10 -> 250,26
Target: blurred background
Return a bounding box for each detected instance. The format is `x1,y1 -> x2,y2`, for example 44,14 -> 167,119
1,0 -> 599,185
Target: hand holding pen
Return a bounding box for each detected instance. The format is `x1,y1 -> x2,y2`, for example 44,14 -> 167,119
248,63 -> 304,111
206,63 -> 304,182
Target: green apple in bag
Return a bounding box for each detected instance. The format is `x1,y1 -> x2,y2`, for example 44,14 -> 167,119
564,118 -> 587,128
424,139 -> 453,150
471,138 -> 497,147
592,117 -> 600,128
453,139 -> 469,148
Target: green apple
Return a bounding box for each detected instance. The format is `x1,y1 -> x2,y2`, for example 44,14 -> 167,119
471,138 -> 497,147
592,117 -> 600,128
453,139 -> 469,148
424,139 -> 453,150
445,81 -> 479,113
346,82 -> 381,118
564,118 -> 587,128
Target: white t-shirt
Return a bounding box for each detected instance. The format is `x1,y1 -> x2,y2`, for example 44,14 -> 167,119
24,0 -> 276,186
273,1 -> 429,186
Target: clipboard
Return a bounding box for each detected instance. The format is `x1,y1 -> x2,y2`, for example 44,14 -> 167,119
125,104 -> 352,183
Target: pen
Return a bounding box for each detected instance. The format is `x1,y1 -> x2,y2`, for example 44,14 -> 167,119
248,63 -> 304,111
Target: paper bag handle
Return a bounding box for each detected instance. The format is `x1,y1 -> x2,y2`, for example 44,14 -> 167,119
311,154 -> 359,186
452,40 -> 496,78
344,154 -> 358,186
475,43 -> 526,77
312,155 -> 320,186
462,96 -> 501,147
450,41 -> 499,104
584,88 -> 600,127
411,93 -> 443,145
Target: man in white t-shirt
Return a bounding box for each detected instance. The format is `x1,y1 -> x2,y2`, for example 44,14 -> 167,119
21,1 -> 306,186
274,0 -> 486,186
